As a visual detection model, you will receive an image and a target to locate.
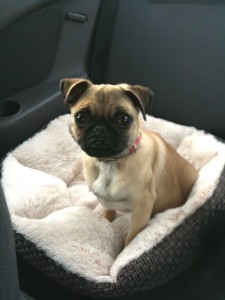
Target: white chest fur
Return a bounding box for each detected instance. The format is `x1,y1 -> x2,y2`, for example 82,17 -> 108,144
90,162 -> 132,213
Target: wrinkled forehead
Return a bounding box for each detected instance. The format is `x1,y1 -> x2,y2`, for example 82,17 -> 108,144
71,84 -> 136,117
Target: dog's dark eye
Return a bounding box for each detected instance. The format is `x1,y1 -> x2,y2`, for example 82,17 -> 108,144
114,112 -> 132,128
75,111 -> 90,128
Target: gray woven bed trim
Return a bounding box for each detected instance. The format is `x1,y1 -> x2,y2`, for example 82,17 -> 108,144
14,165 -> 225,298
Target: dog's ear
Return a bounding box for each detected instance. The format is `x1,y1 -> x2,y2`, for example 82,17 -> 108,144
121,84 -> 154,121
60,78 -> 92,105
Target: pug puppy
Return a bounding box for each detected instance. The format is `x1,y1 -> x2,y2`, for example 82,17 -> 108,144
60,78 -> 198,246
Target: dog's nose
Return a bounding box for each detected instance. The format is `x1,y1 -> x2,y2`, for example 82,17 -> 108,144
92,124 -> 108,138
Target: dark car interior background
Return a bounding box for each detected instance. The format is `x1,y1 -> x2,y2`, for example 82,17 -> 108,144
1,0 -> 225,299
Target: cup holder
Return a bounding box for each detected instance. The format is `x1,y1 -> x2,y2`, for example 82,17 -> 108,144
0,101 -> 21,118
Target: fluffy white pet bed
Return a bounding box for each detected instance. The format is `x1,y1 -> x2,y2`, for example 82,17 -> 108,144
2,114 -> 225,297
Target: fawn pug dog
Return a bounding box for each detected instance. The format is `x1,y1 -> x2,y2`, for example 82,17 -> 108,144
60,78 -> 198,246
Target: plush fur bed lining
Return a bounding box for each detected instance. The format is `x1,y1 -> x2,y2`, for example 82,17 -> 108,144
2,114 -> 225,284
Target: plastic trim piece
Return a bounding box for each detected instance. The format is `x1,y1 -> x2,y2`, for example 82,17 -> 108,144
66,12 -> 87,23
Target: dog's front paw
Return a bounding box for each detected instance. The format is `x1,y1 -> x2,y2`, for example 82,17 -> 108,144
101,209 -> 116,222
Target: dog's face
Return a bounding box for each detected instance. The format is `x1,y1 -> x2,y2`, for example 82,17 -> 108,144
60,78 -> 153,158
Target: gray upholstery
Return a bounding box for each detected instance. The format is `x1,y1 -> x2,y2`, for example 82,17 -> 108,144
104,0 -> 225,139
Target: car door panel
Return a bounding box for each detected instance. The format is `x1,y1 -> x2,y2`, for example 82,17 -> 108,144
0,6 -> 63,99
0,0 -> 101,158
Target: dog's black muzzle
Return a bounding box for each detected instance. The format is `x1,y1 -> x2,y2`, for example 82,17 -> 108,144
80,123 -> 127,158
